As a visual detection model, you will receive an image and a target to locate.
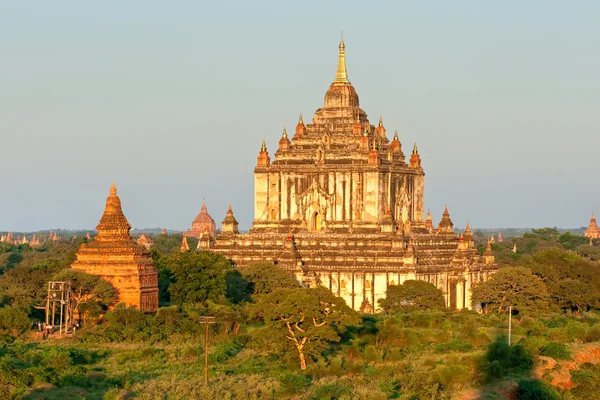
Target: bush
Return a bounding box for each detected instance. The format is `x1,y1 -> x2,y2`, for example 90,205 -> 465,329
481,336 -> 534,382
278,373 -> 310,396
517,379 -> 560,400
541,342 -> 571,360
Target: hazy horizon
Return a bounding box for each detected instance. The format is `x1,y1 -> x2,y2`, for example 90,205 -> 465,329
2,2 -> 599,232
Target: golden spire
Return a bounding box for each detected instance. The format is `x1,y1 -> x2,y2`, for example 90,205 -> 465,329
333,34 -> 349,85
261,139 -> 267,152
412,142 -> 418,154
393,129 -> 399,140
282,126 -> 287,138
379,115 -> 383,126
298,113 -> 303,124
110,181 -> 117,196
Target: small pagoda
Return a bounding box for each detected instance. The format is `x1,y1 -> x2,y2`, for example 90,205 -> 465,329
183,200 -> 217,238
585,212 -> 600,239
71,182 -> 159,311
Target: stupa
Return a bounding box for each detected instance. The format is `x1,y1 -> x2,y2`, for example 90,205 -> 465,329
585,212 -> 599,239
183,200 -> 217,238
71,182 -> 159,311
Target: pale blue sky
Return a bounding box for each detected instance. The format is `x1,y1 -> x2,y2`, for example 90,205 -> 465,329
1,1 -> 599,232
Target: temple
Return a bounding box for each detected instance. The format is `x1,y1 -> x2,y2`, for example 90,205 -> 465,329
183,200 -> 217,238
212,38 -> 497,312
71,182 -> 159,311
585,212 -> 599,239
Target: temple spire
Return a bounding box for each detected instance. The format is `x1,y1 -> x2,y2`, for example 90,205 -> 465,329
298,113 -> 303,124
110,181 -> 117,196
282,126 -> 287,139
333,34 -> 349,85
413,143 -> 418,154
261,139 -> 267,152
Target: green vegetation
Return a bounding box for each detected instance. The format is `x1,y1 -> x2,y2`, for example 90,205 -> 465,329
0,229 -> 598,398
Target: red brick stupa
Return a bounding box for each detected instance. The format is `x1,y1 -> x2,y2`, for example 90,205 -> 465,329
71,182 -> 159,311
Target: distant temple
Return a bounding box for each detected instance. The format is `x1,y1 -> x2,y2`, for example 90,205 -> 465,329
71,183 -> 159,311
183,200 -> 216,238
212,38 -> 497,312
585,212 -> 599,239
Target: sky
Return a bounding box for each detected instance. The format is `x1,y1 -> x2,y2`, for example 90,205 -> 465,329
1,1 -> 599,232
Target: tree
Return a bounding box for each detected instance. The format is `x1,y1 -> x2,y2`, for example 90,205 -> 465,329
526,249 -> 600,313
576,244 -> 600,261
0,305 -> 30,336
239,262 -> 299,296
52,269 -> 116,324
471,267 -> 549,314
378,280 -> 445,313
558,232 -> 589,251
254,287 -> 359,370
168,251 -> 232,306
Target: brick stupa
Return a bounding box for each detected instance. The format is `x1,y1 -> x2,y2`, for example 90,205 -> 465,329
71,182 -> 159,311
585,212 -> 600,239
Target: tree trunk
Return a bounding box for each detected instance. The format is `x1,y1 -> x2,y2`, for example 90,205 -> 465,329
297,345 -> 307,370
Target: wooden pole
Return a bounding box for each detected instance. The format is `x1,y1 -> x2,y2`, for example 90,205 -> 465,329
508,306 -> 512,346
204,319 -> 209,387
59,288 -> 64,335
199,316 -> 216,387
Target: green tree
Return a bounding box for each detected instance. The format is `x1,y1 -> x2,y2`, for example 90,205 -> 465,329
378,280 -> 445,313
576,244 -> 600,261
168,251 -> 232,306
527,249 -> 600,313
239,262 -> 299,296
0,305 -> 30,336
254,287 -> 359,370
557,232 -> 589,250
471,267 -> 549,314
52,269 -> 116,324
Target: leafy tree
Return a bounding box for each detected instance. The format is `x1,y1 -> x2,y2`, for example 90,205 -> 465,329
524,228 -> 560,242
168,251 -> 232,306
0,305 -> 30,336
378,280 -> 445,313
52,269 -> 116,324
150,248 -> 172,305
152,234 -> 198,256
471,267 -> 549,314
480,336 -> 534,382
527,249 -> 600,313
575,244 -> 600,261
253,287 -> 359,370
557,232 -> 589,250
239,262 -> 299,296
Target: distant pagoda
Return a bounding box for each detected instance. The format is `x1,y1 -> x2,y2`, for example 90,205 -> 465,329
183,200 -> 216,238
71,182 -> 159,311
585,212 -> 599,239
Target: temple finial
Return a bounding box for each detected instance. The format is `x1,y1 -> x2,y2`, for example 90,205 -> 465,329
298,113 -> 303,124
282,126 -> 287,138
261,139 -> 267,152
334,35 -> 349,84
110,181 -> 117,196
394,129 -> 399,140
379,115 -> 383,126
413,142 -> 418,154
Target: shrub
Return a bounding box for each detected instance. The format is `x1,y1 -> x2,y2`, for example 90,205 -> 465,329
481,336 -> 534,382
541,342 -> 571,360
278,373 -> 310,396
521,336 -> 549,355
312,381 -> 353,399
517,379 -> 560,400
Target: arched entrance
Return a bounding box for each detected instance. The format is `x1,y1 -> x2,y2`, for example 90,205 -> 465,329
312,212 -> 322,231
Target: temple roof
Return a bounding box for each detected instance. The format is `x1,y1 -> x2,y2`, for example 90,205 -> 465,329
193,200 -> 215,225
94,182 -> 132,242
